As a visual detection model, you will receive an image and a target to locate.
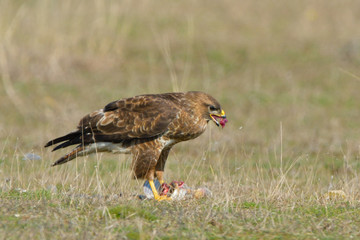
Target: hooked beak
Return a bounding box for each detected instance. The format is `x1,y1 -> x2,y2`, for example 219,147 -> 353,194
210,109 -> 228,128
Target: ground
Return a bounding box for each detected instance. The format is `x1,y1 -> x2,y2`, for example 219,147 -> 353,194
1,0 -> 360,239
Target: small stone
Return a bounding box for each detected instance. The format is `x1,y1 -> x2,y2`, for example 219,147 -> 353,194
22,153 -> 42,161
47,185 -> 58,194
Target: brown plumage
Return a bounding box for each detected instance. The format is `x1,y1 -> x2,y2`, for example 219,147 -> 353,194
45,91 -> 227,200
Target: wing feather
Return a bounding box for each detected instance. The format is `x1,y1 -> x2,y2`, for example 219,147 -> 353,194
45,93 -> 183,151
80,93 -> 182,139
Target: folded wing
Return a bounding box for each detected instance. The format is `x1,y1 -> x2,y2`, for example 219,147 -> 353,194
45,93 -> 182,151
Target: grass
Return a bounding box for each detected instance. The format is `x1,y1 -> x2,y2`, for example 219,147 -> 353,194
1,0 -> 360,239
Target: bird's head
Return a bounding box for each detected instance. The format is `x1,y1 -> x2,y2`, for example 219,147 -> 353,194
187,91 -> 228,128
208,105 -> 228,128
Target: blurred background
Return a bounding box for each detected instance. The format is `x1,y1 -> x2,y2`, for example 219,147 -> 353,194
1,0 -> 360,192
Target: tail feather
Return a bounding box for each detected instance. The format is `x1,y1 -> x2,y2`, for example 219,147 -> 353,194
51,145 -> 84,166
44,131 -> 81,148
45,129 -> 95,152
51,137 -> 83,152
46,128 -> 128,166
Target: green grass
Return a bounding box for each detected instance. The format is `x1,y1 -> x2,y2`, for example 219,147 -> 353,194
1,0 -> 360,239
108,205 -> 158,221
0,189 -> 53,200
0,188 -> 359,239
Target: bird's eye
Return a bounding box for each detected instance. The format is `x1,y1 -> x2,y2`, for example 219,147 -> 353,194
209,105 -> 217,111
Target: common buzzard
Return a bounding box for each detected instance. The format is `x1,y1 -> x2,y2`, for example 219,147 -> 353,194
45,91 -> 227,200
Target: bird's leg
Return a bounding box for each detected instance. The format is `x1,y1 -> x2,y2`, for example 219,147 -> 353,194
155,148 -> 171,185
148,179 -> 172,201
133,148 -> 171,201
147,170 -> 171,201
156,170 -> 165,185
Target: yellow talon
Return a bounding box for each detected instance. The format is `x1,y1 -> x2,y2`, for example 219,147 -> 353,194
155,195 -> 172,201
149,179 -> 172,201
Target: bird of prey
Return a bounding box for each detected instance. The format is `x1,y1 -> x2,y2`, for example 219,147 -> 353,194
45,91 -> 227,201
